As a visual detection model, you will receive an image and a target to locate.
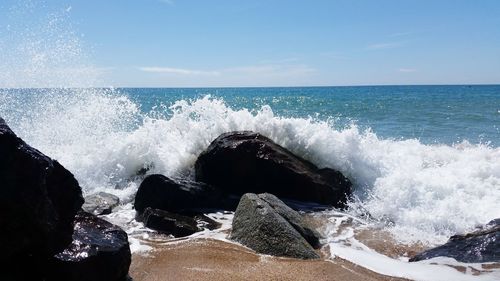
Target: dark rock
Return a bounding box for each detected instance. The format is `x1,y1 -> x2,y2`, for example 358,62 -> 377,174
410,219 -> 500,263
230,193 -> 320,259
82,192 -> 120,215
195,131 -> 351,207
0,117 -> 84,278
193,213 -> 221,231
258,193 -> 322,249
134,174 -> 226,216
140,207 -> 201,237
47,211 -> 131,281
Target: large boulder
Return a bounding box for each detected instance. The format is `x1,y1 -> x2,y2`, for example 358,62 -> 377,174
47,211 -> 131,281
259,193 -> 322,249
410,219 -> 500,263
83,192 -> 120,216
134,174 -> 229,216
0,117 -> 84,278
195,131 -> 351,207
230,193 -> 320,259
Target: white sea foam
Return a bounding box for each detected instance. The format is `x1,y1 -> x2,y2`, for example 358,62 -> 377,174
323,213 -> 500,281
2,3 -> 499,280
1,92 -> 499,247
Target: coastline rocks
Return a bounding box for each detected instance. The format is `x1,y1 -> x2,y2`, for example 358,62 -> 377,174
134,174 -> 225,216
230,193 -> 320,259
410,219 -> 500,263
195,131 -> 351,207
83,192 -> 120,215
0,118 -> 84,270
259,193 -> 322,249
140,207 -> 200,237
47,211 -> 131,281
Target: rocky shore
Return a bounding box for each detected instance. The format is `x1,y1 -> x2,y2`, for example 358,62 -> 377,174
1,116 -> 498,280
129,238 -> 407,281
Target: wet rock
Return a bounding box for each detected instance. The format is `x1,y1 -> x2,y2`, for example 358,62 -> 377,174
258,193 -> 322,249
193,213 -> 221,231
0,117 -> 83,279
47,211 -> 131,281
82,192 -> 120,215
230,193 -> 320,259
134,174 -> 226,216
140,207 -> 201,237
195,131 -> 351,207
410,219 -> 500,263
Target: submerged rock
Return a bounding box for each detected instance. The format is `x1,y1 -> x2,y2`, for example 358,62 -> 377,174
195,131 -> 351,207
230,193 -> 320,259
0,117 -> 84,279
83,192 -> 120,215
410,219 -> 500,263
47,211 -> 131,281
140,207 -> 201,237
134,174 -> 227,215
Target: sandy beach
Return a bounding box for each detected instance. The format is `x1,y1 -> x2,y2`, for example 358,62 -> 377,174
129,238 -> 406,281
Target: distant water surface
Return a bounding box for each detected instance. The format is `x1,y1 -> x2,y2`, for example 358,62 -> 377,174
120,85 -> 500,146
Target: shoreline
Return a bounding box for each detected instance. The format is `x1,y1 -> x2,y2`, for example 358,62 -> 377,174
129,238 -> 407,281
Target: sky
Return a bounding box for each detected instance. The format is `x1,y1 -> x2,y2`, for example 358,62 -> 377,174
0,0 -> 500,87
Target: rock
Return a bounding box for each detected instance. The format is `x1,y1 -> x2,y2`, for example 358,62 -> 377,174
140,207 -> 201,237
230,193 -> 320,259
0,117 -> 84,278
47,211 -> 131,281
195,131 -> 351,207
193,213 -> 222,231
258,193 -> 322,249
134,174 -> 227,216
83,192 -> 120,215
410,219 -> 500,263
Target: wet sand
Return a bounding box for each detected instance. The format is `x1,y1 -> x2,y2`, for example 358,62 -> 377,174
129,238 -> 406,281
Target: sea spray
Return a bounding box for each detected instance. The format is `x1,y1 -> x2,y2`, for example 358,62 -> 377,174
1,91 -> 499,246
0,0 -> 101,88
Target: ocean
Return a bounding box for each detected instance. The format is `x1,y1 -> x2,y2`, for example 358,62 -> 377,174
1,86 -> 499,280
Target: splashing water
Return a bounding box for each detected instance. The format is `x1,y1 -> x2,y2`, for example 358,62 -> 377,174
1,91 -> 499,246
1,2 -> 499,280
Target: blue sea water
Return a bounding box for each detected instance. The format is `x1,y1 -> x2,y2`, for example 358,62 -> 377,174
0,85 -> 499,250
120,85 -> 500,147
2,85 -> 499,146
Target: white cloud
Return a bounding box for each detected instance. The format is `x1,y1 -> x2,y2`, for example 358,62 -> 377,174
136,64 -> 317,87
389,31 -> 413,37
139,66 -> 220,76
366,42 -> 403,50
226,64 -> 316,76
399,68 -> 417,73
139,64 -> 315,78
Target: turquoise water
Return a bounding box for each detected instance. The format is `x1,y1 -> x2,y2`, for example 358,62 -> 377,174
2,85 -> 498,146
1,86 -> 499,248
119,85 -> 500,146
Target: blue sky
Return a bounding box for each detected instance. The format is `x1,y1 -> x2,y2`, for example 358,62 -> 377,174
1,0 -> 500,87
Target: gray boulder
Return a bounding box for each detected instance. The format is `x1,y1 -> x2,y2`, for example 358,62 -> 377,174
230,193 -> 320,259
83,192 -> 120,215
259,193 -> 322,249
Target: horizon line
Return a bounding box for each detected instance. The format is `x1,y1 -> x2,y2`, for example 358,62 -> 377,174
2,83 -> 500,90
